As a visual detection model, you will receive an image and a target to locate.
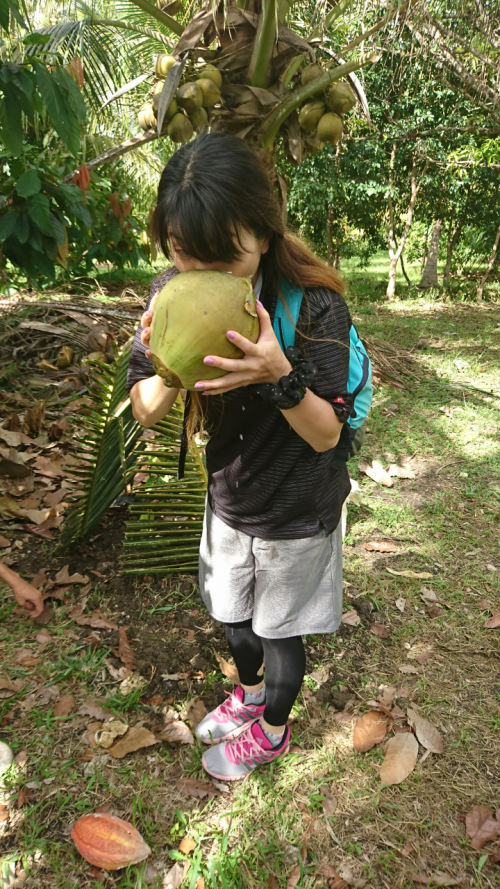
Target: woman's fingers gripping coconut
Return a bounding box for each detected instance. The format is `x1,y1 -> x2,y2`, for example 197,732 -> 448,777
140,292 -> 160,359
195,299 -> 292,395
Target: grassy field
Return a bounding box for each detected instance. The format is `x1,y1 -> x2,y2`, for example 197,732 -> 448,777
1,258 -> 499,888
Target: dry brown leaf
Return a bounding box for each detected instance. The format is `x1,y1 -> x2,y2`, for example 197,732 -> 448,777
388,464 -> 416,479
359,460 -> 393,487
186,697 -> 208,729
0,534 -> 10,547
387,568 -> 434,579
163,861 -> 190,889
214,650 -> 240,684
484,612 -> 500,628
286,865 -> 302,889
395,597 -> 406,612
53,694 -> 75,717
353,711 -> 387,752
341,609 -> 361,627
391,705 -> 406,719
54,565 -> 89,584
320,785 -> 337,817
380,732 -> 418,785
107,725 -> 158,759
77,698 -> 113,720
197,879 -> 205,889
113,627 -> 137,671
407,708 -> 443,753
378,686 -> 397,707
0,677 -> 24,698
156,719 -> 195,745
362,540 -> 398,552
466,805 -> 493,840
411,874 -> 462,886
268,878 -> 277,889
317,863 -> 348,888
370,622 -> 391,639
399,664 -> 420,674
35,628 -> 52,644
176,778 -> 220,799
334,711 -> 356,724
178,835 -> 196,855
73,611 -> 118,630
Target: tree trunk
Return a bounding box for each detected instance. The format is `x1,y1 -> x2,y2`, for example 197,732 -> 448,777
477,224 -> 500,302
335,246 -> 341,269
400,251 -> 412,287
419,219 -> 442,288
386,143 -> 425,300
326,207 -> 334,266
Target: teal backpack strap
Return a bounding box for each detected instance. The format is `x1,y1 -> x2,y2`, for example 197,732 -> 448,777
273,278 -> 304,351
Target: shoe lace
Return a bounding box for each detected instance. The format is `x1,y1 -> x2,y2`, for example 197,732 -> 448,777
215,689 -> 243,721
228,725 -> 262,762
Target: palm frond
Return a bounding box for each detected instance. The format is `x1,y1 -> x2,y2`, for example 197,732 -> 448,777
56,344 -> 144,550
121,397 -> 207,575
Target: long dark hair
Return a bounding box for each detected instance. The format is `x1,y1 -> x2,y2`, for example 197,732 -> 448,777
152,132 -> 345,436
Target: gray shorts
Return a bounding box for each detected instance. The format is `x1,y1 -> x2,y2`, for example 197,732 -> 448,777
198,503 -> 343,639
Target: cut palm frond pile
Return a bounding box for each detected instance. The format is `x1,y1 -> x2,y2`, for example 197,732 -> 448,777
362,335 -> 424,389
121,397 -> 207,575
57,344 -> 143,549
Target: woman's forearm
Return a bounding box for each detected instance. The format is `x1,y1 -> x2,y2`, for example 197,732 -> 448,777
281,389 -> 343,452
130,376 -> 180,427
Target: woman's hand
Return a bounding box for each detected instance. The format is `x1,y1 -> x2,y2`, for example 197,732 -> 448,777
195,300 -> 292,395
140,291 -> 160,359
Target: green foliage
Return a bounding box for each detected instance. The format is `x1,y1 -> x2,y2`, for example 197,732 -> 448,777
0,146 -> 92,281
57,345 -> 144,550
122,398 -> 207,575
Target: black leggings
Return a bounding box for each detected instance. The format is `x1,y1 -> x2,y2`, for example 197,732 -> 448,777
224,619 -> 306,727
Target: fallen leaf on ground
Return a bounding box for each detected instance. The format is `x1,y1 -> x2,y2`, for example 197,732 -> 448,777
161,672 -> 189,681
107,725 -> 158,758
53,695 -> 75,717
35,628 -> 52,644
387,568 -> 434,579
213,650 -> 240,684
359,460 -> 393,487
163,861 -> 190,889
399,664 -> 420,674
362,540 -> 398,553
484,612 -> 500,628
427,605 -> 444,618
197,879 -> 206,889
465,804 -> 500,849
286,865 -> 302,889
176,778 -> 220,799
411,874 -> 462,886
33,604 -> 52,625
268,878 -> 277,889
77,698 -> 113,720
421,586 -> 437,602
179,835 -> 196,855
113,627 -> 137,671
0,677 -> 24,698
341,609 -> 361,627
353,710 -> 387,752
320,784 -> 337,817
73,611 -> 118,630
55,565 -> 89,584
378,686 -> 397,707
0,534 -> 11,547
186,697 -> 208,729
388,464 -> 417,479
318,863 -> 348,888
334,711 -> 356,724
395,597 -> 406,612
380,732 -> 418,785
371,622 -> 391,638
415,649 -> 434,665
407,708 -> 443,753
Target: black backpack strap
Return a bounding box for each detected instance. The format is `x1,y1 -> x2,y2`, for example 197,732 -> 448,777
177,391 -> 191,481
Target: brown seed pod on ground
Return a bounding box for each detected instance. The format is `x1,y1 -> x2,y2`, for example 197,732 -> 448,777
298,100 -> 326,135
326,81 -> 356,114
199,64 -> 222,89
71,813 -> 151,870
316,111 -> 343,144
176,82 -> 203,114
167,112 -> 194,143
195,78 -> 220,108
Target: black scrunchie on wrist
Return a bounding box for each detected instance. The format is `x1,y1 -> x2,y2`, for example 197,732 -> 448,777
250,346 -> 318,410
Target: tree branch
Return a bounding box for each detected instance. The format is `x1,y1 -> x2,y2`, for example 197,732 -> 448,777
126,0 -> 184,37
62,132 -> 160,181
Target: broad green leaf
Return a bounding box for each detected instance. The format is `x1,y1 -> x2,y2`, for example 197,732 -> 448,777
16,168 -> 41,198
0,211 -> 18,241
1,0 -> 27,31
41,232 -> 57,261
14,212 -> 30,244
54,66 -> 86,123
33,60 -> 80,156
0,89 -> 23,155
23,32 -> 51,45
49,210 -> 66,245
26,192 -> 52,234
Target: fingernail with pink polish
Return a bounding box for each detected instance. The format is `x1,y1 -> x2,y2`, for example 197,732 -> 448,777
204,357 -> 214,365
227,331 -> 236,340
256,299 -> 264,308
195,382 -> 204,389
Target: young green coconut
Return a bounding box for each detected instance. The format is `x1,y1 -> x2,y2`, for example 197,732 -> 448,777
149,270 -> 260,390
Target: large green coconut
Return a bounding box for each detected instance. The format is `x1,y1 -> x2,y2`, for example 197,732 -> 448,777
155,54 -> 176,78
316,112 -> 343,144
298,100 -> 325,135
167,112 -> 193,143
326,82 -> 356,114
189,105 -> 209,131
195,77 -> 220,107
176,82 -> 203,114
199,64 -> 222,89
149,270 -> 260,389
301,63 -> 323,88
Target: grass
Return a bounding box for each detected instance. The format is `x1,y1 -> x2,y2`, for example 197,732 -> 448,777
1,255 -> 500,887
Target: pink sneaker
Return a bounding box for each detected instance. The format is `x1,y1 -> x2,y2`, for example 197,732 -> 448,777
202,720 -> 290,780
195,686 -> 266,745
